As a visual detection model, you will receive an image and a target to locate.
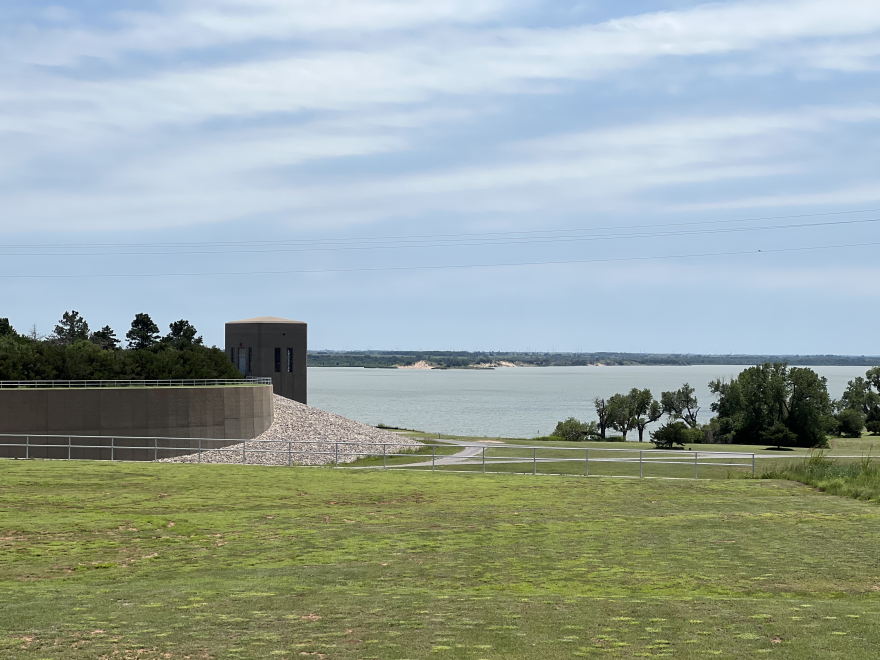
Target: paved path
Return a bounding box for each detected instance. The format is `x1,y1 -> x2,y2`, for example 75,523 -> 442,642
362,438 -> 868,470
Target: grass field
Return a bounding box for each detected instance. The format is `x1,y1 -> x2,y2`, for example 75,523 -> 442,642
2,461 -> 880,659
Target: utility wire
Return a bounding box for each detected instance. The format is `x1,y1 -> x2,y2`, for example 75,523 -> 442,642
1,207 -> 879,251
1,217 -> 877,257
1,241 -> 876,279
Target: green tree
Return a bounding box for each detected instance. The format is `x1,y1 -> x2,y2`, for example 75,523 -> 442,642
53,310 -> 90,344
660,383 -> 700,428
867,366 -> 880,392
593,397 -> 611,439
709,363 -> 831,447
630,388 -> 662,442
90,326 -> 119,350
761,422 -> 798,449
651,421 -> 693,449
162,320 -> 204,348
607,392 -> 635,440
787,367 -> 834,448
0,318 -> 16,338
836,409 -> 865,437
126,313 -> 160,350
839,376 -> 880,416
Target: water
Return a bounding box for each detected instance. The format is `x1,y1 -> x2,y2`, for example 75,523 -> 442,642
308,365 -> 872,438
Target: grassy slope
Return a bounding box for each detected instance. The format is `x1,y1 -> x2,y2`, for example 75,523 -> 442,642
2,462 -> 880,659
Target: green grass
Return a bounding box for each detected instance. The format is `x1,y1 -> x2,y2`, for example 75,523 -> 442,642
762,452 -> 880,502
2,461 -> 880,659
395,429 -> 880,456
346,443 -> 461,468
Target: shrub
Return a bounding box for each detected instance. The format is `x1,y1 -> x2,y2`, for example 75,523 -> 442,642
552,417 -> 599,442
837,409 -> 866,437
867,420 -> 880,435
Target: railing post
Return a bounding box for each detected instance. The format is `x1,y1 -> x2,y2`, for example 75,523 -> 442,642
533,447 -> 537,475
243,440 -> 247,465
752,453 -> 755,476
482,447 -> 485,473
432,446 -> 435,471
25,435 -> 29,460
586,448 -> 589,476
198,437 -> 201,463
111,437 -> 115,462
694,452 -> 698,480
68,436 -> 71,460
155,438 -> 158,462
335,442 -> 338,468
383,444 -> 386,469
288,441 -> 292,467
639,450 -> 643,479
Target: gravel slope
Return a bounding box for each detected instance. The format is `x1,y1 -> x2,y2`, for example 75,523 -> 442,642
164,395 -> 421,465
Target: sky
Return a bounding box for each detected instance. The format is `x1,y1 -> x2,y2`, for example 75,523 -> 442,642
1,0 -> 879,354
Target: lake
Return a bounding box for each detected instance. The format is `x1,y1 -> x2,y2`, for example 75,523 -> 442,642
308,365 -> 872,438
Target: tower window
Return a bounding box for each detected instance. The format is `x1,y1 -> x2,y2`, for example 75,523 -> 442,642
274,348 -> 281,372
230,347 -> 235,363
287,348 -> 293,373
248,347 -> 253,373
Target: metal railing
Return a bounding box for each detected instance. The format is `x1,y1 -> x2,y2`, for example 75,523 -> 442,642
0,378 -> 272,389
0,434 -> 757,479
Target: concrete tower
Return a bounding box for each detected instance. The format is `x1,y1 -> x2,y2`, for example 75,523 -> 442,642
225,317 -> 307,404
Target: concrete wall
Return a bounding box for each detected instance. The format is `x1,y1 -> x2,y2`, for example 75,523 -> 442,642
0,384 -> 274,460
225,317 -> 307,404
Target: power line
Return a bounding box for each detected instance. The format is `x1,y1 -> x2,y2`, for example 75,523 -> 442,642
0,240 -> 876,279
1,217 -> 877,257
1,207 -> 879,251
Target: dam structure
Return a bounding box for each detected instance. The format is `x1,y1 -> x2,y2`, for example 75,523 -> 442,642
225,316 -> 307,404
0,379 -> 274,460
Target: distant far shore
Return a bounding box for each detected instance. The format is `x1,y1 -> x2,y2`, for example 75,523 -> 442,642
308,350 -> 880,369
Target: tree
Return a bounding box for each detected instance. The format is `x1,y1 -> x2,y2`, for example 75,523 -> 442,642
837,409 -> 865,437
607,392 -> 635,440
787,367 -> 833,448
709,363 -> 831,447
651,421 -> 692,449
762,422 -> 798,449
126,313 -> 160,350
660,383 -> 700,428
867,366 -> 880,392
0,318 -> 16,338
162,319 -> 204,348
630,388 -> 662,442
594,397 -> 611,439
90,326 -> 119,350
53,310 -> 90,344
839,376 -> 879,416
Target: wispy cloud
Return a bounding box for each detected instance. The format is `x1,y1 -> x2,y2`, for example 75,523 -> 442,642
1,0 -> 880,235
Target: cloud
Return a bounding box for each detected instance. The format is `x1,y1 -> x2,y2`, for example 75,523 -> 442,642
1,0 -> 880,235
4,101 -> 878,234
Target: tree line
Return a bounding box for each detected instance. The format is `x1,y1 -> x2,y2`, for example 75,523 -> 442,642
308,350 -> 879,368
552,363 -> 880,448
0,312 -> 240,380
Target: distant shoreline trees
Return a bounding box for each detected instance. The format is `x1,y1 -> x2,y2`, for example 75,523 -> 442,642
0,312 -> 238,380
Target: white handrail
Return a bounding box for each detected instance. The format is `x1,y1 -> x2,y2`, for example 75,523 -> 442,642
0,378 -> 272,388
